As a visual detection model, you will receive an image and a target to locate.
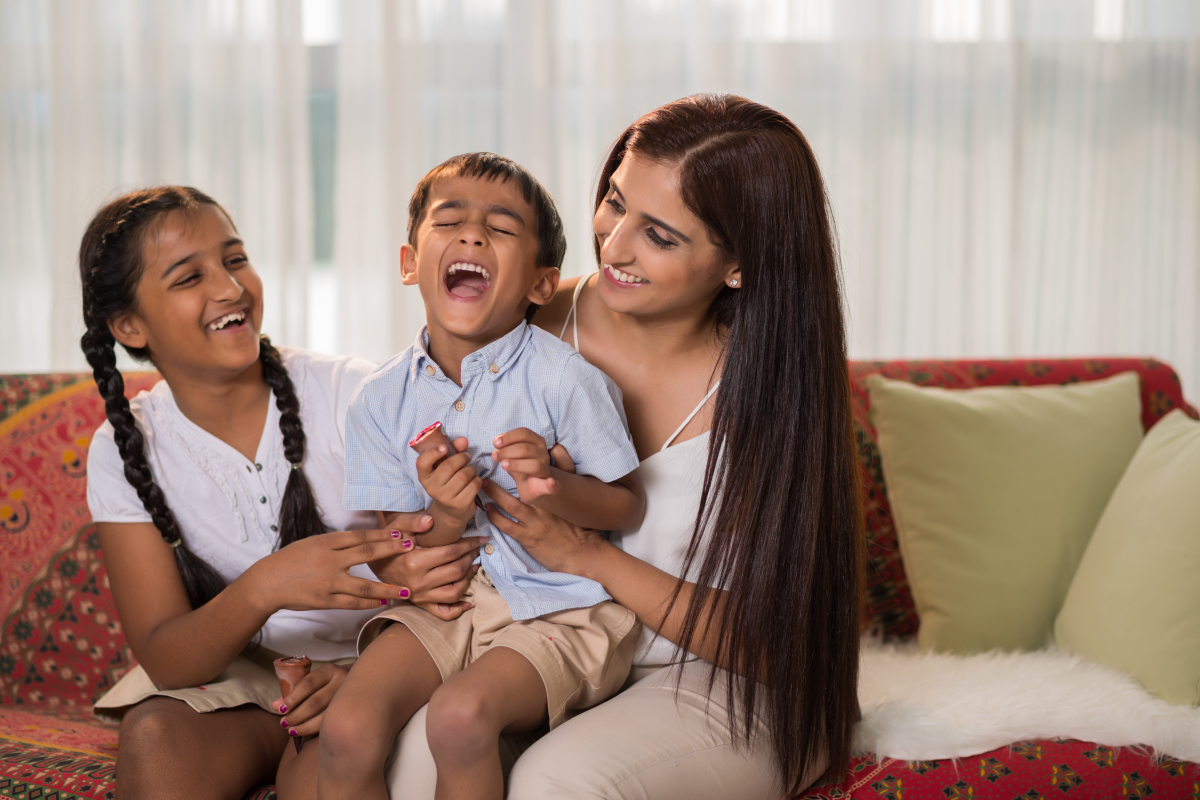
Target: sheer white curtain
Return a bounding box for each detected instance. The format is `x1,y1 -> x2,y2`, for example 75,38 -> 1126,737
0,0 -> 311,372
332,0 -> 1200,397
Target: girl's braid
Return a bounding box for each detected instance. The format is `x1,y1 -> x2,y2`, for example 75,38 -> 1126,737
258,336 -> 329,546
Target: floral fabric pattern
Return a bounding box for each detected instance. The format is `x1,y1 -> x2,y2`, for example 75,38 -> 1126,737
1,364 -> 1196,800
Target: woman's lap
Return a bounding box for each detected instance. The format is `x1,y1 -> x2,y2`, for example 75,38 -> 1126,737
385,661 -> 783,800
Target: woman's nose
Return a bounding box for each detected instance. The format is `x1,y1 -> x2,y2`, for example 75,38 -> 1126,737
599,218 -> 633,265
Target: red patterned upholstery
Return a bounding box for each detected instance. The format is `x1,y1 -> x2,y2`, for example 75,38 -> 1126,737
1,362 -> 1196,800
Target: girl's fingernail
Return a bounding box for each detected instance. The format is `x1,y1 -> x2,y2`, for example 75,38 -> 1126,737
280,718 -> 289,727
380,599 -> 388,605
279,704 -> 287,714
391,530 -> 400,538
399,588 -> 411,599
420,515 -> 434,526
403,539 -> 413,549
439,445 -> 447,453
289,728 -> 299,737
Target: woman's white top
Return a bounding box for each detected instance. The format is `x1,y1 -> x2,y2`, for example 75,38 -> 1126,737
86,347 -> 379,661
560,276 -> 719,667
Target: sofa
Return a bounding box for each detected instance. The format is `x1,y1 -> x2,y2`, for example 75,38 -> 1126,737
1,359 -> 1197,800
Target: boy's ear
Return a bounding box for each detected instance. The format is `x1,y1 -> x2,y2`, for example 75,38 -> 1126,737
400,244 -> 419,286
109,313 -> 148,352
527,267 -> 560,307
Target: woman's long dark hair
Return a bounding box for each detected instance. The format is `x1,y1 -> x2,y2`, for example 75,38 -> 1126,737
79,186 -> 328,609
596,95 -> 863,792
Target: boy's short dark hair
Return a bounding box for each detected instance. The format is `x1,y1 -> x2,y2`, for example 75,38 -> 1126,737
408,152 -> 567,272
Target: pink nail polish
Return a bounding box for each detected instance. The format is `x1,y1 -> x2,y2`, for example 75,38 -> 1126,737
403,539 -> 413,549
380,599 -> 387,605
399,588 -> 410,599
281,718 -> 289,727
391,530 -> 400,538
289,728 -> 299,737
279,704 -> 287,714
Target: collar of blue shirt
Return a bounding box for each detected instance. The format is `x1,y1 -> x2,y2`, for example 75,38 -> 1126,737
409,320 -> 534,383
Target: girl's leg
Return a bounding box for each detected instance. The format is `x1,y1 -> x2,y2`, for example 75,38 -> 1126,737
506,661 -> 813,800
116,696 -> 286,800
317,623 -> 442,800
425,646 -> 549,800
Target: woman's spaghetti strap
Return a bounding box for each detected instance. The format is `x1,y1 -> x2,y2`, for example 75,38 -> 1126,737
560,272 -> 719,452
661,380 -> 720,452
558,273 -> 592,354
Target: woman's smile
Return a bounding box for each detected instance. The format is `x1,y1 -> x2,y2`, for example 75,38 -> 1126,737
602,264 -> 648,287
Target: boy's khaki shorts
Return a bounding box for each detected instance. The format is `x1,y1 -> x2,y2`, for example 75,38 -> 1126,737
358,570 -> 639,728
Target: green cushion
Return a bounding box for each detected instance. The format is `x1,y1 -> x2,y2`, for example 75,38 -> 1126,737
1055,409 -> 1200,706
867,372 -> 1143,654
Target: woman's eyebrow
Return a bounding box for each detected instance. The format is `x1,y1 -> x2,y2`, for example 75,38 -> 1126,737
609,178 -> 691,244
640,212 -> 691,244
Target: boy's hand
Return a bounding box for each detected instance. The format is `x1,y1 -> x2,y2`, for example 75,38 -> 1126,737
415,437 -> 481,525
492,428 -> 561,504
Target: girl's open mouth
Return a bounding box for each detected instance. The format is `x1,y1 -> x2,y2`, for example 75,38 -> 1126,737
207,310 -> 248,332
444,262 -> 492,299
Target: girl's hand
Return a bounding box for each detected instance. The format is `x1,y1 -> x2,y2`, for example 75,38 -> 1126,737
271,663 -> 348,738
370,535 -> 484,621
482,479 -> 603,577
247,525 -> 432,613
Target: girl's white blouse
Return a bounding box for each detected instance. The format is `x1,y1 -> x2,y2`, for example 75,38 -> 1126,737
86,347 -> 379,661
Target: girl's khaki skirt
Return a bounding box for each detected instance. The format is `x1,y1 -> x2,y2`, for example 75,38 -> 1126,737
92,646 -> 354,724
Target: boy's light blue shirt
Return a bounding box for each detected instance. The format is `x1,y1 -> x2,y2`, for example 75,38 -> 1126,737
344,321 -> 640,620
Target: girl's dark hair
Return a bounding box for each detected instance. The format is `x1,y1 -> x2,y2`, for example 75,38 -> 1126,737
79,186 -> 328,609
596,95 -> 863,793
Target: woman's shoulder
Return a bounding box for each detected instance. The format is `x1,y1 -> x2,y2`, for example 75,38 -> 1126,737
532,274 -> 586,338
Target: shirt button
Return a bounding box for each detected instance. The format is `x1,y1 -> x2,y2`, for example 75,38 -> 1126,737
454,400 -> 465,412
426,365 -> 435,376
484,544 -> 495,555
271,524 -> 278,532
260,496 -> 267,504
489,363 -> 499,374
255,463 -> 263,471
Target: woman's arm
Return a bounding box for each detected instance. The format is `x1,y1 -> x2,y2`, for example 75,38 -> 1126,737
482,482 -> 733,670
99,519 -> 429,689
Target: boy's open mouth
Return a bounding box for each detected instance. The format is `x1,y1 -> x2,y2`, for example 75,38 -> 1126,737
444,262 -> 492,299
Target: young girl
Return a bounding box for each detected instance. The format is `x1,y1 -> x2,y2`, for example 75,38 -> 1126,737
79,186 -> 474,798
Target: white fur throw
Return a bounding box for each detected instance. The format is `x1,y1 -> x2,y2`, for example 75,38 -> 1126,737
853,639 -> 1200,762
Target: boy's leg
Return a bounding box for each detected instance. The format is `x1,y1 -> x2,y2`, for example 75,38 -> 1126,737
317,623 -> 443,800
425,646 -> 549,800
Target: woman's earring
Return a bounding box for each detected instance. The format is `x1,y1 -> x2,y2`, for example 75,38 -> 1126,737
728,279 -> 738,287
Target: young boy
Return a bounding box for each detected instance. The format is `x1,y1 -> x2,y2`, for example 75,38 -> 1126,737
319,153 -> 645,800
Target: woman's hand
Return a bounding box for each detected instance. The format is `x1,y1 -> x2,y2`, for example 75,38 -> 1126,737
271,663 -> 348,738
369,532 -> 484,621
482,479 -> 604,577
246,523 -> 434,614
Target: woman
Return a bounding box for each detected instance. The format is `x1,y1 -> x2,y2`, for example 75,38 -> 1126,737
79,186 -> 482,799
383,94 -> 863,798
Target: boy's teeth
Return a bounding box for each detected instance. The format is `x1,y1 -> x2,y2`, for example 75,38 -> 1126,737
605,264 -> 646,284
447,262 -> 491,281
